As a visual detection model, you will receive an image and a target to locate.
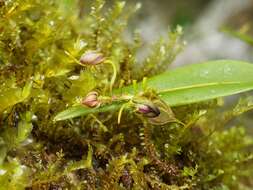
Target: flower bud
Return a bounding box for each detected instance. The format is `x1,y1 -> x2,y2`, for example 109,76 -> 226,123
81,91 -> 99,108
80,51 -> 105,65
136,102 -> 160,118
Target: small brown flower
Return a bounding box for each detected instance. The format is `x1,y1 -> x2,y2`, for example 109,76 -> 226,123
136,102 -> 160,118
79,51 -> 105,65
81,91 -> 99,108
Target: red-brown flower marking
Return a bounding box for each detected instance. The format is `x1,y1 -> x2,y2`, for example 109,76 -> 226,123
82,91 -> 99,108
136,102 -> 160,118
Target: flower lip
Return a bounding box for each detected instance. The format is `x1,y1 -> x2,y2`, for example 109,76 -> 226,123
136,103 -> 160,118
81,91 -> 99,108
80,51 -> 105,65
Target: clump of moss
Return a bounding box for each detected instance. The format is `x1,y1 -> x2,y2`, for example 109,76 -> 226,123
0,0 -> 253,189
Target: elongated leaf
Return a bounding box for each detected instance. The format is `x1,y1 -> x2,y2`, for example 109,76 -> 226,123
54,60 -> 253,121
222,27 -> 253,46
54,103 -> 122,121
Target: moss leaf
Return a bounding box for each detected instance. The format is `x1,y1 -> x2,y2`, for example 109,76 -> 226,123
0,82 -> 32,113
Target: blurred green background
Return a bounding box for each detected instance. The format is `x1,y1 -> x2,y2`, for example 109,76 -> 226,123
78,0 -> 253,66
81,0 -> 253,134
113,0 -> 253,134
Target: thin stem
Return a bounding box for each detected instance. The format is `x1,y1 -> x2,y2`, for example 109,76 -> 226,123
105,60 -> 117,94
142,77 -> 148,91
90,114 -> 108,132
117,102 -> 129,124
64,50 -> 83,66
132,80 -> 137,95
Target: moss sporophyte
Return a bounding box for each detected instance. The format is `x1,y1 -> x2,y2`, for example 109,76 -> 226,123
1,0 -> 253,189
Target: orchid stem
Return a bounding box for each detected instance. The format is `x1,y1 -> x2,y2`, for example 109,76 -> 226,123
64,50 -> 83,66
117,103 -> 129,124
105,60 -> 117,95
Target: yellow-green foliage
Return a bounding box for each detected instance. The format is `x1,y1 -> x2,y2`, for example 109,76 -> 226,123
0,0 -> 253,189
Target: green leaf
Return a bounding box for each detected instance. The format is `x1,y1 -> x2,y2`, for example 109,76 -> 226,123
222,27 -> 253,46
0,158 -> 30,190
17,112 -> 33,144
54,60 -> 253,121
1,112 -> 33,149
54,103 -> 122,122
0,82 -> 32,113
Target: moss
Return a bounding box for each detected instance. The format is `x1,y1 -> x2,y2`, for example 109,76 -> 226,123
0,0 -> 252,189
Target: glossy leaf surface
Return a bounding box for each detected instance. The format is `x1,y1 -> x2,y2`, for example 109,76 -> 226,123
54,60 -> 253,121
